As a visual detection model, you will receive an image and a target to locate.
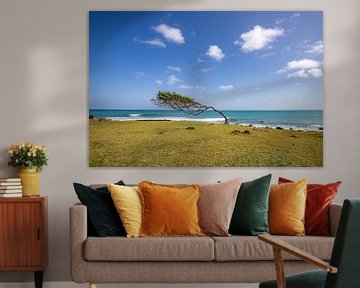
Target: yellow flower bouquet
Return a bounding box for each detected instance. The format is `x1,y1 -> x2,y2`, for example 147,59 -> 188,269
8,142 -> 48,172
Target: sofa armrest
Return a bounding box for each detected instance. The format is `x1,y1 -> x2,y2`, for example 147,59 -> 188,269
329,203 -> 342,237
69,203 -> 88,283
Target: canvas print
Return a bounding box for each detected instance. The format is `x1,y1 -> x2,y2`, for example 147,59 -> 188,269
89,11 -> 323,167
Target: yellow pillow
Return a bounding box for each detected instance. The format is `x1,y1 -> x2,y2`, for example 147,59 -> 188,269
138,181 -> 204,237
107,183 -> 142,238
269,179 -> 307,236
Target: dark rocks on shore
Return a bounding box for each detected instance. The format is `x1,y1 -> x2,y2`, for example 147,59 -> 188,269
231,129 -> 242,135
89,114 -> 94,119
259,121 -> 264,124
276,127 -> 283,130
248,124 -> 253,127
318,127 -> 323,131
290,135 -> 297,138
185,126 -> 195,130
231,129 -> 250,135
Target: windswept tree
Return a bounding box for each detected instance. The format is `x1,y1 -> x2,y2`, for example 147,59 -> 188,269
152,91 -> 229,124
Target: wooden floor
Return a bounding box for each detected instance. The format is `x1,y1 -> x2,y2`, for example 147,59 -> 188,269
0,283 -> 259,288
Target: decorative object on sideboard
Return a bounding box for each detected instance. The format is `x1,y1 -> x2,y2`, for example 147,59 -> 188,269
0,178 -> 22,197
8,143 -> 48,197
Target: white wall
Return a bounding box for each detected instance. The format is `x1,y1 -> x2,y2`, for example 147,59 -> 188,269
0,0 -> 359,283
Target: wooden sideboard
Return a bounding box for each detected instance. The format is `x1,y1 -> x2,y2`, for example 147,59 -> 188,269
0,197 -> 47,288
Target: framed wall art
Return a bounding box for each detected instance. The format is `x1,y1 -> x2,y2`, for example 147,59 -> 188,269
89,11 -> 323,167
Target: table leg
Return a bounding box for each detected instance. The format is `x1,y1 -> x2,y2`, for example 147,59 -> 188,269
34,271 -> 43,288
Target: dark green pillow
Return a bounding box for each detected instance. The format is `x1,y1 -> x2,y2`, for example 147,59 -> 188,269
73,181 -> 126,237
229,174 -> 272,236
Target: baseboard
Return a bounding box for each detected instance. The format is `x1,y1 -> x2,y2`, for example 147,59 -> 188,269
0,282 -> 259,288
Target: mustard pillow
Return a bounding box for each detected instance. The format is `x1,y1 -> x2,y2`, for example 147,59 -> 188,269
138,181 -> 204,237
107,183 -> 142,238
269,179 -> 307,236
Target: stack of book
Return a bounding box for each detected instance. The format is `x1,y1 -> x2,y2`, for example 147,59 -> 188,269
0,178 -> 22,197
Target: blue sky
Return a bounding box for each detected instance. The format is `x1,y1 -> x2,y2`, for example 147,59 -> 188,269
89,11 -> 323,110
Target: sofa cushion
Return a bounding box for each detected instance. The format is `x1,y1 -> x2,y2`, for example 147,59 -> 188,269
139,181 -> 203,237
84,236 -> 214,261
212,236 -> 334,261
198,178 -> 242,236
73,181 -> 126,237
279,177 -> 341,236
229,174 -> 271,236
269,179 -> 307,236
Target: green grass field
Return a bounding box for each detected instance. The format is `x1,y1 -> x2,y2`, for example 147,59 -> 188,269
89,119 -> 323,167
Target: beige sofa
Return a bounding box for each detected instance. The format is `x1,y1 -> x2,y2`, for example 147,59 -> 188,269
70,203 -> 342,287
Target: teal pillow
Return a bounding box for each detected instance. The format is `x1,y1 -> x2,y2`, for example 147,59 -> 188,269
229,174 -> 272,236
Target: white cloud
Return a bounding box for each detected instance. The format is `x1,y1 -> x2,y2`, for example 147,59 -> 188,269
134,37 -> 166,48
219,84 -> 234,91
153,24 -> 185,44
167,65 -> 181,72
280,59 -> 323,79
306,41 -> 323,54
261,52 -> 275,58
307,68 -> 323,78
134,71 -> 149,79
276,68 -> 287,74
291,13 -> 301,18
206,45 -> 225,61
155,80 -> 163,85
179,85 -> 205,90
201,67 -> 215,73
287,59 -> 320,70
287,68 -> 323,79
288,69 -> 309,78
179,85 -> 192,89
167,75 -> 182,85
234,25 -> 284,52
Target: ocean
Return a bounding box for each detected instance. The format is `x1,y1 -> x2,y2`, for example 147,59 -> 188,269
89,109 -> 323,131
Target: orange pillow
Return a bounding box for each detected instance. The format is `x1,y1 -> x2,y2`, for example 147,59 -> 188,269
269,179 -> 307,236
138,181 -> 204,237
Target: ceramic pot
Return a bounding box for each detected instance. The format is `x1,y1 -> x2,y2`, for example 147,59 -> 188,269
16,167 -> 40,197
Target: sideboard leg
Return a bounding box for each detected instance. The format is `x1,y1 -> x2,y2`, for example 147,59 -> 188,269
90,283 -> 97,288
34,271 -> 43,288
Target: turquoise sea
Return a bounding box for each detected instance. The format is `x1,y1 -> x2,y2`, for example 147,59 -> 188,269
89,109 -> 323,131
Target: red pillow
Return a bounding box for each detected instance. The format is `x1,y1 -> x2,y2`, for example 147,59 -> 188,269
278,177 -> 341,236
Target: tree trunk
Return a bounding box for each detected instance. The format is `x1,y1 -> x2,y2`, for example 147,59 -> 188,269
209,106 -> 229,124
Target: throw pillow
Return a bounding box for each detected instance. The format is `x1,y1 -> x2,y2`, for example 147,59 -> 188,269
269,179 -> 307,236
229,174 -> 272,236
198,178 -> 242,236
138,181 -> 203,237
107,183 -> 142,238
279,177 -> 341,236
73,181 -> 126,237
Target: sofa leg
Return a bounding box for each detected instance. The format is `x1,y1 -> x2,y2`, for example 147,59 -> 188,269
89,283 -> 96,288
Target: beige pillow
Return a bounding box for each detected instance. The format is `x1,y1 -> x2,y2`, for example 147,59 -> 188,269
198,178 -> 242,236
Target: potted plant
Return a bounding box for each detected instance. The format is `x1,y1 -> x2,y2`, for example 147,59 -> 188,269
8,143 -> 48,197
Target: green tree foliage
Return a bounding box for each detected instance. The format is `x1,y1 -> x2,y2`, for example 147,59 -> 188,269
152,91 -> 229,124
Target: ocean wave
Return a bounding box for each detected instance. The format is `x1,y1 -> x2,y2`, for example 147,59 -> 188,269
97,116 -> 322,131
238,122 -> 323,131
105,116 -> 225,123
